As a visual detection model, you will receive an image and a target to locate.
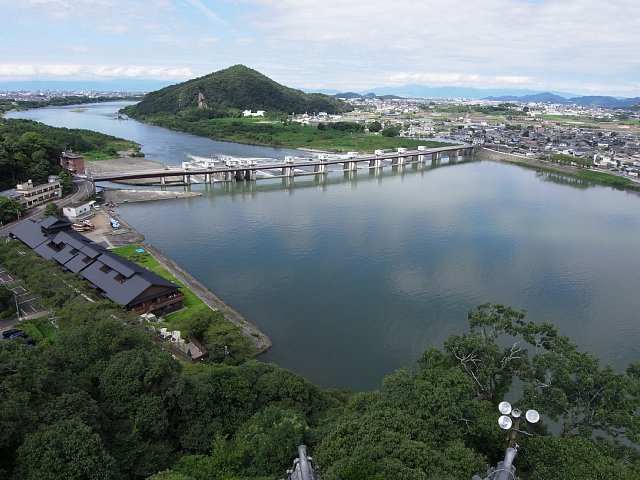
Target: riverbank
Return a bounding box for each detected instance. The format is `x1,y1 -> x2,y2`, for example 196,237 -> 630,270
86,157 -> 171,185
103,188 -> 202,204
83,209 -> 271,354
480,147 -> 640,191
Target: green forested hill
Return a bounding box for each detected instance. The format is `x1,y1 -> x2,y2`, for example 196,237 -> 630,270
0,118 -> 140,190
125,65 -> 349,117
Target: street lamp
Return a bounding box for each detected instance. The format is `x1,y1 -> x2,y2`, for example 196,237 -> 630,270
495,401 -> 540,480
472,402 -> 540,480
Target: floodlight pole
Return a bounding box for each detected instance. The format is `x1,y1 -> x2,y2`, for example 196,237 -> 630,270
495,447 -> 517,480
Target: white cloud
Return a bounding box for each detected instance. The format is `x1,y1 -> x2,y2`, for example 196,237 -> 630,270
1,0 -> 638,95
0,64 -> 194,80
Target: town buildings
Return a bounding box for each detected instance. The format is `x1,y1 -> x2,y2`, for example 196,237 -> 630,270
0,177 -> 62,209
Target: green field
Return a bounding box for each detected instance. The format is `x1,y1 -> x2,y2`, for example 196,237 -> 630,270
137,115 -> 453,152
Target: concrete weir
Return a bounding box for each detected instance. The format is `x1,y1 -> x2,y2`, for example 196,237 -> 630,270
90,144 -> 476,185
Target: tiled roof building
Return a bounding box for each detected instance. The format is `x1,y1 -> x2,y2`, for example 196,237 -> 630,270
10,217 -> 184,316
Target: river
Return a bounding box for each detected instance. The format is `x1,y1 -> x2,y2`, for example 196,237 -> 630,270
7,102 -> 640,391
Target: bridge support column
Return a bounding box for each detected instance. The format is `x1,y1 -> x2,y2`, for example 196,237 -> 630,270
161,176 -> 166,185
369,158 -> 383,169
343,161 -> 357,171
417,146 -> 428,163
224,171 -> 234,182
183,174 -> 191,185
249,170 -> 256,181
282,166 -> 294,177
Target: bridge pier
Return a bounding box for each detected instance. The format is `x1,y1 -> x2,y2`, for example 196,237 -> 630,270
183,174 -> 191,185
161,176 -> 166,185
417,146 -> 428,163
343,161 -> 357,171
369,158 -> 383,169
282,166 -> 295,177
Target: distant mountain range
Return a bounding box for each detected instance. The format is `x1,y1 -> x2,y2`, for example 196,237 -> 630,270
332,92 -> 403,100
309,85 -> 580,100
1,76 -> 637,109
483,92 -> 640,108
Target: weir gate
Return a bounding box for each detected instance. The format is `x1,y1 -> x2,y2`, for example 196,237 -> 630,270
90,145 -> 476,185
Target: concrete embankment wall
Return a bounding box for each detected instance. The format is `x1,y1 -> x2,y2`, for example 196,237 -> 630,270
479,147 -> 530,162
478,147 -> 550,170
142,243 -> 272,354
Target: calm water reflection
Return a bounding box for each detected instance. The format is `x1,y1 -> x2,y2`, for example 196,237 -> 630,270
8,103 -> 640,391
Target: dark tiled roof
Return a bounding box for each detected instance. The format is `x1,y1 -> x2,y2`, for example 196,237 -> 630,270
80,252 -> 178,307
11,216 -> 180,310
10,220 -> 49,249
39,216 -> 72,231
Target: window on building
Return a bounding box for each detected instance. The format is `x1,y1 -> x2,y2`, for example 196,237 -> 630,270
99,264 -> 112,274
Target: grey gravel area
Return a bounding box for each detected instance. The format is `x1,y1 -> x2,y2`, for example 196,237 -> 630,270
103,189 -> 202,204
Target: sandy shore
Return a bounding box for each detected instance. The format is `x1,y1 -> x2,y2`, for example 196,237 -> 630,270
86,157 -> 181,185
103,189 -> 202,204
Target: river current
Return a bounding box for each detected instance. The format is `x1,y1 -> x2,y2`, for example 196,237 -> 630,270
8,102 -> 640,391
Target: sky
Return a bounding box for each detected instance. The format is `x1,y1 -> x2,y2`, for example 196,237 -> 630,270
1,0 -> 639,96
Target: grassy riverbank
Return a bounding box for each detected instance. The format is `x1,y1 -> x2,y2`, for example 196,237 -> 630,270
480,147 -> 640,192
111,244 -> 209,324
129,115 -> 452,151
112,243 -> 271,355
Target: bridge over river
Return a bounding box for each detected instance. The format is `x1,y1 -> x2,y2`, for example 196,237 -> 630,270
90,144 -> 476,185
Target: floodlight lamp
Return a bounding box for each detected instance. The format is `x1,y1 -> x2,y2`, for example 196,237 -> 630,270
525,409 -> 540,424
511,408 -> 521,418
498,401 -> 512,415
498,415 -> 513,430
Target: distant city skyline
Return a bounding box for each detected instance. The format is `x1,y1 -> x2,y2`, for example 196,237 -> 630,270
1,0 -> 638,97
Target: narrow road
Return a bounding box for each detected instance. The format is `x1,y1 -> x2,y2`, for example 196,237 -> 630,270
0,178 -> 93,237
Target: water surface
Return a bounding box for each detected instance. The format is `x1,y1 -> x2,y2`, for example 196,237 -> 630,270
8,103 -> 640,391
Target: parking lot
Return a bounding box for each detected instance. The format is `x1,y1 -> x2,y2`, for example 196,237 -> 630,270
0,266 -> 48,319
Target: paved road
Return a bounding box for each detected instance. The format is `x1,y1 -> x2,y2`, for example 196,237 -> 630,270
0,178 -> 93,237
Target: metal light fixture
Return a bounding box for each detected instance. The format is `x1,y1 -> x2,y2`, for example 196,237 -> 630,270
525,409 -> 540,424
498,401 -> 512,415
498,415 -> 513,430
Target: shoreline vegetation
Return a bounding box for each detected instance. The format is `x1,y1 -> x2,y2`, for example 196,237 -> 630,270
480,147 -> 640,192
121,113 -> 452,152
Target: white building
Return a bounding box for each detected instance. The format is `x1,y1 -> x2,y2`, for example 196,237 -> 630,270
14,179 -> 62,209
242,110 -> 265,117
63,201 -> 94,219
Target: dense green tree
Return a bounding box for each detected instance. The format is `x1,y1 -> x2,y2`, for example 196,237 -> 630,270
366,121 -> 382,133
0,286 -> 15,318
234,405 -> 308,476
14,418 -> 117,480
519,436 -> 640,480
0,342 -> 52,473
382,125 -> 401,137
0,197 -> 24,224
43,201 -> 62,218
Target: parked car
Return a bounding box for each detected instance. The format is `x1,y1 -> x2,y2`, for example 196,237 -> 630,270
2,328 -> 21,339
